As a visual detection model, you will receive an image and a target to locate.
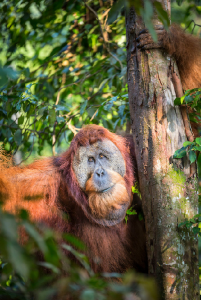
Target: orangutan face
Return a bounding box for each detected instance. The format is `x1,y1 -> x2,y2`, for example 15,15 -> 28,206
73,139 -> 131,225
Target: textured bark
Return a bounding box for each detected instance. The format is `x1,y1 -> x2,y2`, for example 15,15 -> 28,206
126,8 -> 199,300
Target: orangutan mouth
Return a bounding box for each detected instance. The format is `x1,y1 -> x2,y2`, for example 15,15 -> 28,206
99,185 -> 114,193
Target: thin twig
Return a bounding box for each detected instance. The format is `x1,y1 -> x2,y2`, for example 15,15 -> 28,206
67,120 -> 80,135
185,20 -> 201,33
90,109 -> 98,121
84,1 -> 123,70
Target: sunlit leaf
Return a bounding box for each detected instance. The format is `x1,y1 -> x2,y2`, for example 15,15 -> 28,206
189,150 -> 196,164
173,147 -> 186,159
183,141 -> 193,147
196,137 -> 201,145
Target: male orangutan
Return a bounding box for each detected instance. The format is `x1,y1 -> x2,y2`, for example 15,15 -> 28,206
137,24 -> 201,137
0,125 -> 147,274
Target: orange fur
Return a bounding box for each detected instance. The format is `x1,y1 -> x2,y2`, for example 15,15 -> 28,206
0,125 -> 147,274
163,25 -> 201,90
0,153 -> 64,228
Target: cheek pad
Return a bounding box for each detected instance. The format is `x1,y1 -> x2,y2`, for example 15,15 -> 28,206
73,148 -> 91,190
99,140 -> 126,177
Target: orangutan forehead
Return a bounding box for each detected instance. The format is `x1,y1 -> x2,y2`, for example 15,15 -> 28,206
77,139 -> 124,159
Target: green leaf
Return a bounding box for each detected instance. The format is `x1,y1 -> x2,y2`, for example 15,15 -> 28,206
104,101 -> 114,111
55,105 -> 68,112
5,68 -> 18,80
193,227 -> 200,234
180,95 -> 186,104
48,109 -> 56,126
0,68 -> 9,87
118,104 -> 125,118
126,207 -> 137,215
183,141 -> 193,147
107,0 -> 125,24
189,150 -> 196,164
23,222 -> 48,254
98,78 -> 109,90
38,106 -> 47,115
18,209 -> 29,220
80,289 -> 96,300
173,147 -> 186,159
174,97 -> 181,105
184,95 -> 194,103
80,100 -> 88,115
141,0 -> 157,42
104,96 -> 117,110
186,222 -> 193,228
178,221 -> 187,227
14,129 -> 22,146
196,137 -> 201,145
194,146 -> 201,151
18,115 -> 24,125
176,0 -> 184,5
56,116 -> 65,123
131,185 -> 139,194
63,234 -> 86,251
154,2 -> 170,29
62,244 -> 91,274
38,262 -> 60,274
113,118 -> 120,130
7,241 -> 30,279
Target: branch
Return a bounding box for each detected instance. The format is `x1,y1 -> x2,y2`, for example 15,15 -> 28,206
185,20 -> 201,34
67,120 -> 80,136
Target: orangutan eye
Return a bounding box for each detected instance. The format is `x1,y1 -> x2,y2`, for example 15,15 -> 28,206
99,153 -> 105,159
88,157 -> 95,163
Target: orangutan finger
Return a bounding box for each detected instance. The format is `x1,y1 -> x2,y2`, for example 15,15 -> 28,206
138,25 -> 164,35
140,43 -> 164,50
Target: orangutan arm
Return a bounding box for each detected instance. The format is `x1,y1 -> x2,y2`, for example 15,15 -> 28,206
0,156 -> 61,217
137,24 -> 201,90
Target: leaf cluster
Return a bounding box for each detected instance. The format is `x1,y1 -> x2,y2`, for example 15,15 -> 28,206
0,0 -> 129,158
173,137 -> 201,164
173,88 -> 201,163
178,213 -> 201,236
0,206 -> 158,300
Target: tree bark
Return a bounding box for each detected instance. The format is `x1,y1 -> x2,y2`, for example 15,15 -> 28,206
126,7 -> 199,300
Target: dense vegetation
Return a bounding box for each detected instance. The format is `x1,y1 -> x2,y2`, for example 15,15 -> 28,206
0,0 -> 201,299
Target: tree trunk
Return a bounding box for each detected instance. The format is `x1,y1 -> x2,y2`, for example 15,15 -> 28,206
126,7 -> 199,300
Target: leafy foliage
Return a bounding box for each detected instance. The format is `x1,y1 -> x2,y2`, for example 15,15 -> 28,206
0,0 -> 130,159
1,0 -> 201,298
178,213 -> 201,236
0,206 -> 159,300
174,89 -> 201,163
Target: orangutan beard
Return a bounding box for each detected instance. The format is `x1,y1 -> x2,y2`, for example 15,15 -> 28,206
85,170 -> 131,220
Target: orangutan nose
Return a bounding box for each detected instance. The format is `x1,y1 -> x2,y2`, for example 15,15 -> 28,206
95,168 -> 105,177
